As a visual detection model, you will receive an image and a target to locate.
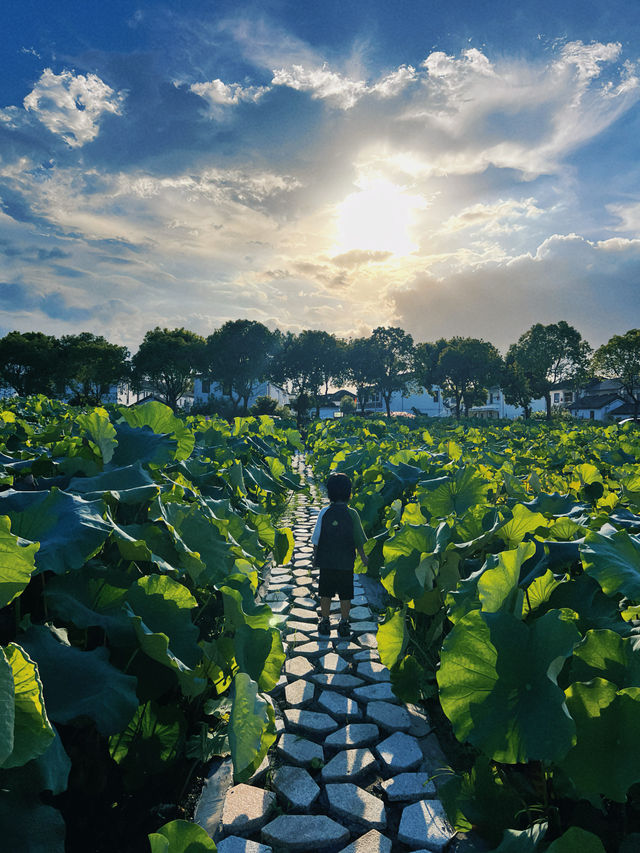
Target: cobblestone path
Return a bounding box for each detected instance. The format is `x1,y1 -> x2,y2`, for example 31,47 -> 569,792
197,455 -> 457,853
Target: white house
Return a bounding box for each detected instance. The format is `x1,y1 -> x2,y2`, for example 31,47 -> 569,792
193,378 -> 291,410
470,387 -> 548,419
568,379 -> 634,421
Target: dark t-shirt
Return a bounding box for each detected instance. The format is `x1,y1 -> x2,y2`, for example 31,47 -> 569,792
312,502 -> 366,571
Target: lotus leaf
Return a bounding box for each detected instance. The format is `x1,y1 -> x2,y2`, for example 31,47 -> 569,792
545,827 -> 606,853
0,794 -> 65,853
581,528 -> 640,599
75,409 -> 117,465
0,515 -> 39,608
149,819 -> 216,853
233,625 -> 285,691
229,672 -> 276,782
119,401 -> 194,461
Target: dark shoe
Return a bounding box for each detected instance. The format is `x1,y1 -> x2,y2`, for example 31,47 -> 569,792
337,619 -> 351,638
318,617 -> 330,636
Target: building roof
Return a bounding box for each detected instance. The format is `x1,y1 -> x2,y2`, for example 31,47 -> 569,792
568,393 -> 621,411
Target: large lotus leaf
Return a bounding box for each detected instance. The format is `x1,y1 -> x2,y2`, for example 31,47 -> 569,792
561,680 -> 640,801
110,422 -> 177,468
45,564 -> 136,646
119,401 -> 195,461
149,819 -> 216,853
523,570 -> 566,616
67,463 -> 159,505
233,625 -> 285,691
0,794 -> 65,853
384,523 -> 448,565
126,575 -> 201,669
450,506 -> 502,550
546,827 -> 606,853
274,527 -> 294,565
154,501 -> 238,584
491,823 -> 548,853
568,629 -> 640,688
437,609 -> 579,763
0,488 -> 111,575
497,505 -> 549,548
206,499 -> 266,560
113,520 -> 201,579
0,515 -> 39,608
477,542 -> 536,616
1,726 -> 70,796
581,529 -> 640,599
229,672 -> 276,782
418,466 -> 491,518
547,573 -> 632,637
377,608 -> 408,669
20,625 -> 139,736
523,493 -> 585,517
220,577 -> 277,631
75,409 -> 117,465
1,642 -> 54,769
109,700 -> 185,789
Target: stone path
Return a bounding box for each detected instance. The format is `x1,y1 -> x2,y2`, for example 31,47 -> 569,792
197,454 -> 457,853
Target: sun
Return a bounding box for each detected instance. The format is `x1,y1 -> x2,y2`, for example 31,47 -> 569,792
333,178 -> 423,256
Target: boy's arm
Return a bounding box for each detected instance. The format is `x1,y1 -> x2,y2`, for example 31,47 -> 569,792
357,544 -> 368,567
350,507 -> 368,567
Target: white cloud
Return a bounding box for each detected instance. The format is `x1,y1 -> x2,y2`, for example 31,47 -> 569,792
190,79 -> 269,108
271,64 -> 367,109
442,198 -> 544,233
23,68 -> 125,147
372,65 -> 417,98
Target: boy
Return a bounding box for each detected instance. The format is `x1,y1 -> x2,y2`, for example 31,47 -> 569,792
311,472 -> 368,637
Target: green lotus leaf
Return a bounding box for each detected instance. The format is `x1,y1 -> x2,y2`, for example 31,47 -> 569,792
109,700 -> 185,788
568,629 -> 640,688
1,726 -> 70,796
0,793 -> 65,853
233,625 -> 285,691
389,654 -> 423,703
523,493 -> 583,517
497,505 -> 548,548
20,624 -> 139,736
477,542 -> 536,616
220,577 -> 276,631
377,608 -> 408,669
581,529 -> 640,599
491,822 -> 548,852
149,819 -> 216,853
75,409 -> 117,465
0,488 -> 112,575
273,527 -> 294,565
206,499 -> 266,561
561,680 -> 640,801
126,574 -> 201,669
1,642 -> 54,769
229,672 -> 276,783
119,401 -> 194,461
523,570 -> 566,616
418,466 -> 491,518
0,515 -> 39,608
438,609 -> 579,763
110,422 -> 177,468
67,463 -> 159,505
545,827 -> 605,853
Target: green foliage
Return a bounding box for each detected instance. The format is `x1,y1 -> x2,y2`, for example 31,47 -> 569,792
149,819 -> 216,852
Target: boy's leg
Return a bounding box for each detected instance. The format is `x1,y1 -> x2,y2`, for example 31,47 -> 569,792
320,596 -> 331,618
339,599 -> 350,620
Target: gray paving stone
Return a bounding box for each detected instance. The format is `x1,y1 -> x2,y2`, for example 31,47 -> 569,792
325,723 -> 380,750
288,607 -> 318,622
285,632 -> 311,647
217,837 -> 273,853
272,765 -> 321,810
353,683 -> 396,703
284,679 -> 315,707
287,619 -> 321,634
333,640 -> 362,656
351,595 -> 368,606
284,655 -> 315,679
356,662 -> 391,683
350,621 -> 379,634
312,673 -> 365,690
353,649 -> 381,663
325,783 -> 387,830
246,754 -> 270,785
284,708 -> 339,736
375,732 -> 423,773
337,830 -> 391,853
294,640 -> 334,658
397,800 -> 455,851
221,784 -> 276,836
268,600 -> 290,614
318,652 -> 349,673
380,772 -> 436,801
364,702 -> 411,732
293,596 -> 317,609
265,591 -> 288,602
271,675 -> 288,696
261,815 -> 350,851
350,606 -> 373,621
292,585 -> 314,597
276,732 -> 324,767
318,689 -> 361,721
357,633 -> 379,649
321,748 -> 378,783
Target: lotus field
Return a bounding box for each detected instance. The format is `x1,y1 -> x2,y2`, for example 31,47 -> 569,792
0,398 -> 302,852
307,416 -> 640,849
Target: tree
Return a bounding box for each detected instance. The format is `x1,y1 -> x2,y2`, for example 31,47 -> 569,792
593,329 -> 640,420
271,330 -> 339,419
59,333 -> 130,404
0,331 -> 60,396
506,321 -> 591,419
132,327 -> 206,410
206,320 -> 280,414
501,355 -> 535,419
369,326 -> 415,417
345,337 -> 380,415
339,395 -> 356,415
419,337 -> 502,419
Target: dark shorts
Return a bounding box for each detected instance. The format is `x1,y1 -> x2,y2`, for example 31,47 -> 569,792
318,567 -> 354,600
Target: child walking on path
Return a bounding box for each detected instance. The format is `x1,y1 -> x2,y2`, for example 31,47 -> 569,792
311,472 -> 368,637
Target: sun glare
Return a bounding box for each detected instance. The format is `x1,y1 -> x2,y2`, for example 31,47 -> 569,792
334,178 -> 423,256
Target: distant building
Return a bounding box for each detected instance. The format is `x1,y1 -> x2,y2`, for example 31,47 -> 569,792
193,378 -> 291,410
568,378 -> 636,421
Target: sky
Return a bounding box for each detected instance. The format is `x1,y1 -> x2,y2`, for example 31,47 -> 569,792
1,0 -> 640,354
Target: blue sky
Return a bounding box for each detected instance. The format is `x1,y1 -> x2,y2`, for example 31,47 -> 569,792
1,0 -> 640,352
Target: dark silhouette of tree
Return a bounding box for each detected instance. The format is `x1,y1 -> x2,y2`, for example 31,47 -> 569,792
369,326 -> 415,417
59,333 -> 129,404
132,327 -> 205,410
271,330 -> 343,419
345,337 -> 380,415
593,329 -> 640,420
0,331 -> 60,396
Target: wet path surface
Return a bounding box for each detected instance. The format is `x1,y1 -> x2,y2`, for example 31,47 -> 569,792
200,455 -> 458,853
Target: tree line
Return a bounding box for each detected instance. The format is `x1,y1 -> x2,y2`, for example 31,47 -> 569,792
0,321 -> 638,420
